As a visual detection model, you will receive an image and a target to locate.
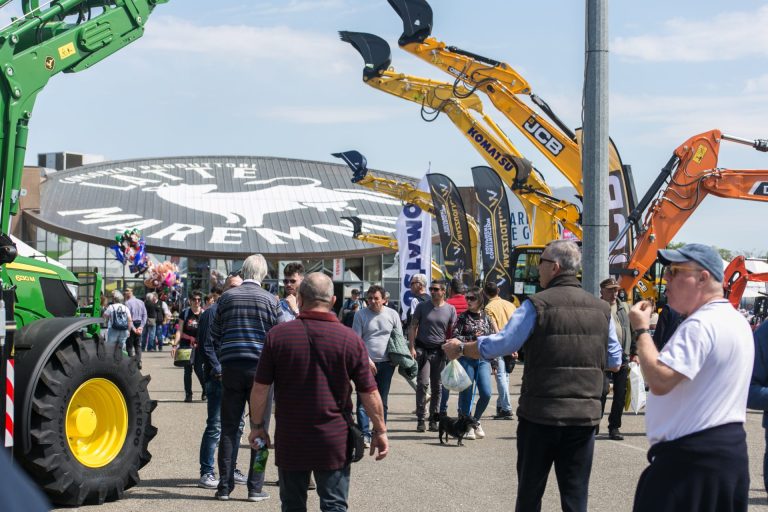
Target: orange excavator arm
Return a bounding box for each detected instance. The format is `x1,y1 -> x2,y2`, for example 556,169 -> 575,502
723,256 -> 768,308
616,130 -> 768,295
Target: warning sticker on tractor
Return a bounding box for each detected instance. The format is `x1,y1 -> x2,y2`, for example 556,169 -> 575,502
693,145 -> 707,163
58,42 -> 76,60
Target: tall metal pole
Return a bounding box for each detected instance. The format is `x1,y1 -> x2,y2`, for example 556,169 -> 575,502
582,0 -> 609,295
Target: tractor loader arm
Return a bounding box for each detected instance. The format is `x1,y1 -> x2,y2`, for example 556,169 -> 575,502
723,256 -> 768,308
618,130 -> 768,295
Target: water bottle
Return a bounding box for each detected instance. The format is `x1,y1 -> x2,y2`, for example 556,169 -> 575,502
252,438 -> 269,474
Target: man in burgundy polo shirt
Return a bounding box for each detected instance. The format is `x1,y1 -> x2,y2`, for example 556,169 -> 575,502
249,272 -> 388,511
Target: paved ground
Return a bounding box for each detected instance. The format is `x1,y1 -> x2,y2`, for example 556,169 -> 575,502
58,350 -> 768,511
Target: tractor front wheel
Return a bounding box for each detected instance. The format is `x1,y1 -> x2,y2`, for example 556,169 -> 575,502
19,336 -> 157,506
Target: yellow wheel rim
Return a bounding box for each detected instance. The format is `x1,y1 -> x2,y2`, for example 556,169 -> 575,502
65,378 -> 128,468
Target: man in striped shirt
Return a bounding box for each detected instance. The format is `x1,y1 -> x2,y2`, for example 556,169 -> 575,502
249,272 -> 388,511
210,254 -> 282,502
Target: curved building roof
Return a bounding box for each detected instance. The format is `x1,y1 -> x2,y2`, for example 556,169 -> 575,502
29,156 -> 416,259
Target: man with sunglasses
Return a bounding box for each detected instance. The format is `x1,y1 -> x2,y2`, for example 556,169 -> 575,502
279,262 -> 305,321
409,279 -> 457,433
629,243 -> 753,512
443,240 -> 622,511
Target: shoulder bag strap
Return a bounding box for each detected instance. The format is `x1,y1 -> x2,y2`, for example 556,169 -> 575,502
299,319 -> 353,426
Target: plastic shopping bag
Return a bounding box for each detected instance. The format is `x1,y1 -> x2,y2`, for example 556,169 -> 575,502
628,362 -> 647,414
441,359 -> 472,392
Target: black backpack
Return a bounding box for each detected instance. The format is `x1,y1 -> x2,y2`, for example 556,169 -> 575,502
112,305 -> 129,331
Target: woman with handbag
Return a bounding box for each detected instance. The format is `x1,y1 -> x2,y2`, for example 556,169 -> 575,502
453,286 -> 497,440
172,290 -> 206,403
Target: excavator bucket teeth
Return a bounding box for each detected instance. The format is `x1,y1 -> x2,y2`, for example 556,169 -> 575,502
510,156 -> 533,186
340,216 -> 364,238
339,31 -> 391,81
332,150 -> 369,183
387,0 -> 433,45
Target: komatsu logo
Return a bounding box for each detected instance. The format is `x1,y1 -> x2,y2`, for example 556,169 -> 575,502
466,127 -> 515,172
750,181 -> 768,196
523,117 -> 564,157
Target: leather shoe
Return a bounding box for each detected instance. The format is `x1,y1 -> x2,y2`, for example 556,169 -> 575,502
608,428 -> 624,441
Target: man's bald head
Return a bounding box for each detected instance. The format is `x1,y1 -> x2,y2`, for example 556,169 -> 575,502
298,272 -> 335,311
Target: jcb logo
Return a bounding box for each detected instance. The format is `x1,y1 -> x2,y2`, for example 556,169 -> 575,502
750,182 -> 768,197
523,117 -> 564,157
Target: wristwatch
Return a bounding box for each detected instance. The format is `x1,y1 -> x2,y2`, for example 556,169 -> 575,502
250,420 -> 265,430
459,342 -> 465,355
634,328 -> 651,337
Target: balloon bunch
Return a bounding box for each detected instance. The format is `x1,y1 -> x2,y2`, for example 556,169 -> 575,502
143,261 -> 182,302
111,228 -> 149,275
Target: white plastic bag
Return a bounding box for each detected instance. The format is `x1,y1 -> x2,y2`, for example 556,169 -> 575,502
441,359 -> 472,392
628,362 -> 647,414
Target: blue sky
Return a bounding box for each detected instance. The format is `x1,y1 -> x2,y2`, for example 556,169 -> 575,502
15,0 -> 768,253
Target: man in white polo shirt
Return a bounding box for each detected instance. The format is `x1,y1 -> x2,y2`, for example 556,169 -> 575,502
629,243 -> 753,512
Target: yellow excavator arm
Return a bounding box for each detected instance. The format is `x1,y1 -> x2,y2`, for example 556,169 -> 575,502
340,31 -> 582,245
386,0 -> 629,196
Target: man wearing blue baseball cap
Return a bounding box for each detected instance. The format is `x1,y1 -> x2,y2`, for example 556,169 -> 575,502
628,243 -> 754,512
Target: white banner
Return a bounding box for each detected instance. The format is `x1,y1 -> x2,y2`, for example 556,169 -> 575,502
332,258 -> 344,281
396,176 -> 432,320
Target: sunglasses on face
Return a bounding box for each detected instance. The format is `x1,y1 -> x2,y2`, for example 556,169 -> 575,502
663,264 -> 703,278
283,278 -> 298,284
429,287 -> 444,292
190,297 -> 202,302
466,295 -> 478,301
538,257 -> 556,265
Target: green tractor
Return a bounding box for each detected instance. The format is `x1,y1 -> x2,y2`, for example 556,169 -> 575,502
0,0 -> 167,506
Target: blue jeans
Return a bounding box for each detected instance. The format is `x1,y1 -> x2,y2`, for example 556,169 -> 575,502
495,356 -> 512,413
106,329 -> 128,349
356,361 -> 395,439
199,378 -> 245,476
279,466 -> 350,512
458,357 -> 492,420
142,323 -> 161,350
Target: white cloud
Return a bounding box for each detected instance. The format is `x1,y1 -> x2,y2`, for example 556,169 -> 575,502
256,106 -> 398,124
248,0 -> 346,16
611,92 -> 768,143
612,6 -> 768,62
745,74 -> 768,93
138,16 -> 356,73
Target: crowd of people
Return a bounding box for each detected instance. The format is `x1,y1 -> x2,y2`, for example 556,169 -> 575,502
96,240 -> 765,512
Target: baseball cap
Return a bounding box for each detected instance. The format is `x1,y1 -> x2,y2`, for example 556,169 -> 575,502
657,243 -> 724,282
599,277 -> 620,289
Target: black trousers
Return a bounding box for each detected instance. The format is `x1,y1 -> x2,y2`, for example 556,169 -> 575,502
217,363 -> 272,494
516,417 -> 595,512
125,321 -> 142,362
633,423 -> 749,512
600,364 -> 628,430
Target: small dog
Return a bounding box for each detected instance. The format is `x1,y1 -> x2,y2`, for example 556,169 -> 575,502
437,413 -> 479,446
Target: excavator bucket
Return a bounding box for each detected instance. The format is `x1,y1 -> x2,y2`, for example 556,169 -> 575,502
510,156 -> 533,188
340,216 -> 364,238
338,31 -> 391,81
332,150 -> 369,183
387,0 -> 433,45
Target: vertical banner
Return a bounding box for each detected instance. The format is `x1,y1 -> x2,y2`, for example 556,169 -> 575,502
332,259 -> 344,281
472,166 -> 513,300
427,173 -> 474,283
396,176 -> 432,320
575,130 -> 634,268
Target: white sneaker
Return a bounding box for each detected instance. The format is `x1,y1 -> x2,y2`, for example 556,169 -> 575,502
474,423 -> 486,439
234,468 -> 247,485
464,428 -> 476,440
198,473 -> 219,489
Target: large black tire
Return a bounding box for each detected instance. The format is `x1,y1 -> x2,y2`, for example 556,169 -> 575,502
18,336 -> 157,506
